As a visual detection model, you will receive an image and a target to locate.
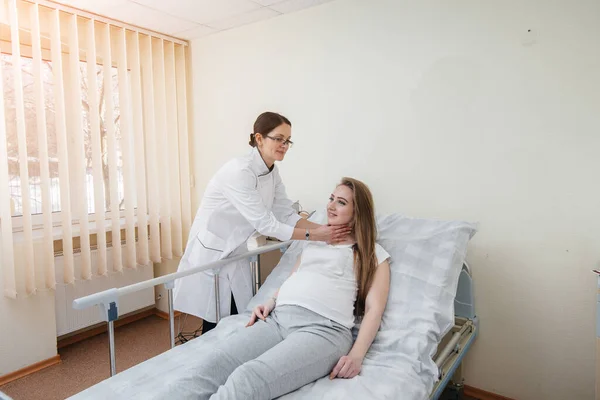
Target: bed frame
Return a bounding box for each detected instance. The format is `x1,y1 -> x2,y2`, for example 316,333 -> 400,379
72,241 -> 477,399
430,264 -> 478,400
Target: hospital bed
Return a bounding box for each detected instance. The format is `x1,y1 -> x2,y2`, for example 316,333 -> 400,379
68,212 -> 478,400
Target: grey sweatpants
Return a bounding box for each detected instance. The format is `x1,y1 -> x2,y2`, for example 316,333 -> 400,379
195,304 -> 354,400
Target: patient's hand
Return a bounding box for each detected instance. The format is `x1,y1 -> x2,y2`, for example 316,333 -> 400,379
329,354 -> 363,380
246,298 -> 276,327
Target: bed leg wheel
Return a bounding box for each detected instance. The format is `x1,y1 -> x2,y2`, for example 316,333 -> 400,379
449,381 -> 465,400
441,380 -> 465,400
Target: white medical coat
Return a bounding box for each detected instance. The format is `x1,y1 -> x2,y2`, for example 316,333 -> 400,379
173,148 -> 301,322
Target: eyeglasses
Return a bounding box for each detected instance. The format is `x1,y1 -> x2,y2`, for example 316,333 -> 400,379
265,135 -> 294,148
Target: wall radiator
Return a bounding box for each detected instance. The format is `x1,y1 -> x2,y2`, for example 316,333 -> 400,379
54,246 -> 155,337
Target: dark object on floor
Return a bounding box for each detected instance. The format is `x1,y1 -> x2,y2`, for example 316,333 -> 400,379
440,382 -> 479,400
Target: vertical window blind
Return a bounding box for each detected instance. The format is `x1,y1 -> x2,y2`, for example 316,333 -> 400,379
0,0 -> 192,298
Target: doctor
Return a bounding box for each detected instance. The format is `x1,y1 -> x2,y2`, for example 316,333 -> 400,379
173,112 -> 350,333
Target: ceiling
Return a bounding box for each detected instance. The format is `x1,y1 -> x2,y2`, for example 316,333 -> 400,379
52,0 -> 336,41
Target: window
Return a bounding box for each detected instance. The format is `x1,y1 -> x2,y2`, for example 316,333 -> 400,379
0,0 -> 192,298
3,54 -> 126,217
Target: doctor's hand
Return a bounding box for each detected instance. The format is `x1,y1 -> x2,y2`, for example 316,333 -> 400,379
312,224 -> 353,244
246,298 -> 276,327
329,354 -> 363,380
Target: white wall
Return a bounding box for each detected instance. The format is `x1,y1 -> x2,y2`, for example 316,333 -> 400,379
0,241 -> 58,376
190,0 -> 600,399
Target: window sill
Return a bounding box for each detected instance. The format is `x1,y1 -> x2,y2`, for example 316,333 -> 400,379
11,215 -> 149,244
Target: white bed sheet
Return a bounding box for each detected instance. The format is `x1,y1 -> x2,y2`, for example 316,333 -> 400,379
68,313 -> 426,400
68,212 -> 476,400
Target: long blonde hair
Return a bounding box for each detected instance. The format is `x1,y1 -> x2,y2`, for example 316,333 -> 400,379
339,177 -> 377,317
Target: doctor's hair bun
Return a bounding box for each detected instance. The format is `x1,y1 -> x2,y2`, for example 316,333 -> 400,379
250,111 -> 292,147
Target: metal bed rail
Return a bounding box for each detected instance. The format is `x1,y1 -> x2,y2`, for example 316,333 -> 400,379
72,240 -> 292,377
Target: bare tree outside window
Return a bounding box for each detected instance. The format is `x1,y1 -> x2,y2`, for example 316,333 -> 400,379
4,54 -> 126,218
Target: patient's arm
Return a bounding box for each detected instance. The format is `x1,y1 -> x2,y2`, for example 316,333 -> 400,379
330,259 -> 391,379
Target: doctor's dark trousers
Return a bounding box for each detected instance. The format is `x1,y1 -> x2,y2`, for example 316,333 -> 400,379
202,293 -> 238,333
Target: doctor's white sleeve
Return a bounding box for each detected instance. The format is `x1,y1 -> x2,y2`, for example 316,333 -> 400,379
220,167 -> 296,241
272,171 -> 303,227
